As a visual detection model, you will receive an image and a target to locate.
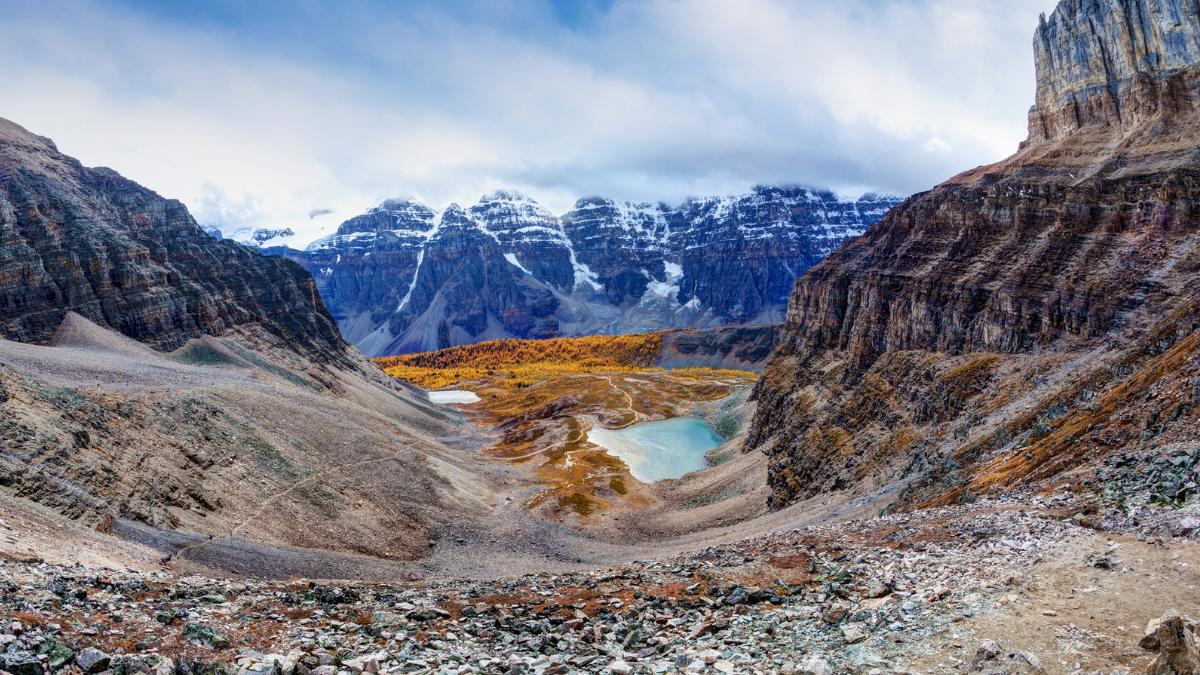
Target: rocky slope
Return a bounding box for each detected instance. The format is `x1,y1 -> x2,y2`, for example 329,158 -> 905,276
4,490 -> 1199,674
264,188 -> 900,356
0,120 -> 517,575
749,0 -> 1200,509
0,118 -> 345,363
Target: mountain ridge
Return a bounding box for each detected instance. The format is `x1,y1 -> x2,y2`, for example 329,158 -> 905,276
241,186 -> 902,356
748,0 -> 1200,509
0,116 -> 349,366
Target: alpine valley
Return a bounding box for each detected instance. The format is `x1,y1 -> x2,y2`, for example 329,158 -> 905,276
2,1 -> 1200,674
233,188 -> 900,356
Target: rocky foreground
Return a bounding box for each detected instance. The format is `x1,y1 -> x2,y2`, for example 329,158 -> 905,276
3,493 -> 1197,675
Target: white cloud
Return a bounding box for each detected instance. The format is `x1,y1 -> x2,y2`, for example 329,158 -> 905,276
0,0 -> 1060,246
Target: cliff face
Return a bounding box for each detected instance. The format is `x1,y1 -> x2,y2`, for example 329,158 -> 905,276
749,0 -> 1200,509
275,188 -> 902,356
1028,0 -> 1200,144
0,118 -> 347,361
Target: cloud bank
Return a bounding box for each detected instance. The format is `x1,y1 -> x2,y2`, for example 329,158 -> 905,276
0,0 -> 1059,245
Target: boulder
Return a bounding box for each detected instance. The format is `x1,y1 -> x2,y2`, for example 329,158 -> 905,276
1140,610 -> 1200,674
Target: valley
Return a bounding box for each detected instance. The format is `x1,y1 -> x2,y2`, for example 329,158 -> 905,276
3,0 -> 1200,672
376,333 -> 760,522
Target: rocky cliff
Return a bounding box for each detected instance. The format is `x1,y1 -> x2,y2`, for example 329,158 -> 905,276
271,188 -> 901,356
0,118 -> 347,362
749,0 -> 1200,509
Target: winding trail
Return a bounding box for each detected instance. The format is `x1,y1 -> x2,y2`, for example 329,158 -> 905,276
603,375 -> 642,428
501,419 -> 591,463
172,451 -> 413,559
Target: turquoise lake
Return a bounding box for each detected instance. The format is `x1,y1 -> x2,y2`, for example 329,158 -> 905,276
586,417 -> 725,482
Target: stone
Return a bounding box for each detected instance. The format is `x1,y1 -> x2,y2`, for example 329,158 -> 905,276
841,623 -> 868,644
76,648 -> 112,674
608,659 -> 632,674
1009,651 -> 1045,674
37,639 -> 74,671
1139,610 -> 1200,674
971,640 -> 1002,668
797,655 -> 833,675
184,623 -> 231,649
1,653 -> 42,675
821,606 -> 848,624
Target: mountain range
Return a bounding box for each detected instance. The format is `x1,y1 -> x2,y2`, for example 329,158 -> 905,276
226,187 -> 901,356
3,0 -> 1200,669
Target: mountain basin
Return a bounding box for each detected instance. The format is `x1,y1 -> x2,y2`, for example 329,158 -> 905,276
586,417 -> 725,483
427,390 -> 481,404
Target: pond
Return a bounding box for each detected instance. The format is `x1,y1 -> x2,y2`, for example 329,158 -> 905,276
586,417 -> 724,482
427,390 -> 481,404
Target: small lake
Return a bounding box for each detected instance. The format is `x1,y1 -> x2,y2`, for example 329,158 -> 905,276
427,390 -> 481,404
587,417 -> 724,482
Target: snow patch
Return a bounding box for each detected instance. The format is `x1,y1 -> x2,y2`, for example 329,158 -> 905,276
504,252 -> 532,275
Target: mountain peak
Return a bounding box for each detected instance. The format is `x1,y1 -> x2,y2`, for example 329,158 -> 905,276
1029,0 -> 1200,144
479,188 -> 534,203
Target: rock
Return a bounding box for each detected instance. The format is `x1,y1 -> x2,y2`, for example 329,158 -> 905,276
184,623 -> 231,649
76,648 -> 112,674
841,623 -> 868,644
37,639 -> 74,671
821,606 -> 848,624
608,659 -> 632,674
745,0 -> 1200,511
1172,516 -> 1200,538
697,649 -> 722,665
1,652 -> 42,675
971,640 -> 1002,669
864,579 -> 890,598
724,587 -> 750,605
713,661 -> 735,674
797,655 -> 833,675
1009,651 -> 1046,674
1139,610 -> 1200,674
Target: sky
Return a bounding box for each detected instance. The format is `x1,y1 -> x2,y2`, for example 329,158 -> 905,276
0,0 -> 1060,246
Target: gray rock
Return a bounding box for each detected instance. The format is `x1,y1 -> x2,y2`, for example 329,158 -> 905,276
76,648 -> 112,674
1,652 -> 43,675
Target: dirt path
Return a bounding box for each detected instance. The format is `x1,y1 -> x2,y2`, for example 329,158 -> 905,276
170,451 -> 416,560
603,374 -> 642,427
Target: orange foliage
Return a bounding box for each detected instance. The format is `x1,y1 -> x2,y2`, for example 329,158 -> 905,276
372,333 -> 668,388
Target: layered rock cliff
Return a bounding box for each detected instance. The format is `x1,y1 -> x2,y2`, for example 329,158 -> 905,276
0,118 -> 347,362
749,0 -> 1200,509
272,188 -> 901,356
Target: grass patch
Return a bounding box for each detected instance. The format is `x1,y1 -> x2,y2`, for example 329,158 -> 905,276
169,342 -> 236,367
559,492 -> 596,516
374,334 -> 756,390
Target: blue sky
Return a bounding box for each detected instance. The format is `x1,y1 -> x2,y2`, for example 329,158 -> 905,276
0,0 -> 1059,245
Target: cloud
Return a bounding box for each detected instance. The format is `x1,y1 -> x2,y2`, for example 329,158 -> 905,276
0,0 -> 1059,246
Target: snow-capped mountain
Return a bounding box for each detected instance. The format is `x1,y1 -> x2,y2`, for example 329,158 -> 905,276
261,186 -> 904,356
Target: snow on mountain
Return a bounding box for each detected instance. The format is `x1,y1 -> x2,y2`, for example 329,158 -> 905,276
268,186 -> 905,355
